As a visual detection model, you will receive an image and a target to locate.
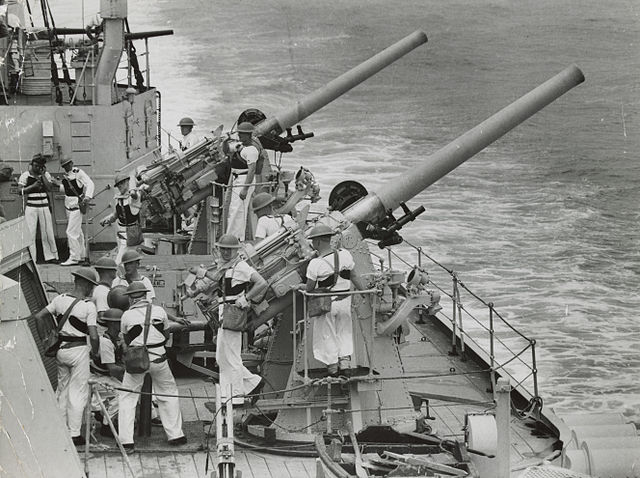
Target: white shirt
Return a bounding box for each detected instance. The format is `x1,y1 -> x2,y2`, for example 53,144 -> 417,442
121,301 -> 169,353
45,294 -> 97,338
254,214 -> 296,240
99,335 -> 117,365
306,249 -> 355,292
220,260 -> 256,302
92,283 -> 111,314
60,167 -> 95,208
238,145 -> 258,168
181,131 -> 200,151
112,275 -> 156,301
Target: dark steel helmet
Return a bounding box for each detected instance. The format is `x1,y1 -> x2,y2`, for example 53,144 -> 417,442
31,153 -> 46,165
107,285 -> 130,311
236,122 -> 255,134
122,281 -> 149,296
307,224 -> 335,239
94,257 -> 118,271
60,157 -> 73,167
215,234 -> 241,249
120,250 -> 142,264
102,308 -> 123,322
178,117 -> 195,127
71,267 -> 99,285
251,192 -> 275,211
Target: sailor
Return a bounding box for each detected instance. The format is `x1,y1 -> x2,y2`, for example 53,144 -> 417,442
118,281 -> 187,451
225,122 -> 259,240
112,250 -> 156,302
300,224 -> 362,376
178,117 -> 200,151
57,156 -> 95,266
33,267 -> 100,446
92,257 -> 118,324
17,154 -> 59,264
99,173 -> 142,264
90,308 -> 125,437
251,192 -> 296,242
193,234 -> 268,405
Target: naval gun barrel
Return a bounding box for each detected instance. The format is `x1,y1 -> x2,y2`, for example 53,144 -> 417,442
344,65 -> 585,224
254,30 -> 428,137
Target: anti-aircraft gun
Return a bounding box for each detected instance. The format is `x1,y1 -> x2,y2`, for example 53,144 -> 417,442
187,64 -> 585,442
132,31 -> 429,234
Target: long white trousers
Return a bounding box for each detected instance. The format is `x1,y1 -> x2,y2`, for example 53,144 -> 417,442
118,359 -> 184,445
24,206 -> 58,261
56,346 -> 90,436
226,181 -> 255,241
90,374 -> 121,425
312,297 -> 353,366
115,225 -> 128,264
216,328 -> 261,405
66,209 -> 85,261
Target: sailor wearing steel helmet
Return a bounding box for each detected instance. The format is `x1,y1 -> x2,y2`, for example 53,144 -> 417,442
112,250 -> 156,302
300,224 -> 364,377
33,267 -> 100,446
100,172 -> 142,264
192,234 -> 268,405
225,122 -> 259,240
177,117 -> 200,151
251,192 -> 296,242
118,281 -> 187,450
92,257 -> 118,324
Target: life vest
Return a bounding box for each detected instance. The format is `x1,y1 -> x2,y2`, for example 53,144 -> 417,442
23,173 -> 49,207
116,199 -> 139,227
218,263 -> 251,303
61,172 -> 84,197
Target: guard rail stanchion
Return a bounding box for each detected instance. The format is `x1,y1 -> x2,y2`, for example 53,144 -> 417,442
84,381 -> 91,477
449,273 -> 458,356
489,302 -> 496,400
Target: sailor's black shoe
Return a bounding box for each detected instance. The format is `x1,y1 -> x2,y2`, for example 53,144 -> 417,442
249,377 -> 266,405
122,443 -> 135,453
72,435 -> 86,446
168,436 -> 188,446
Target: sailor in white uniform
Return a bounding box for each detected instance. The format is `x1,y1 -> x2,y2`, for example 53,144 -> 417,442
17,154 -> 59,263
111,250 -> 156,302
225,122 -> 259,241
178,117 -> 200,151
301,224 -> 362,376
251,192 -> 296,241
33,267 -> 100,445
92,257 -> 118,324
118,281 -> 187,450
57,157 -> 94,266
193,234 -> 268,405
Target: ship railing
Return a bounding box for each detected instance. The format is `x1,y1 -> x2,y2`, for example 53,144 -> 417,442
367,238 -> 540,405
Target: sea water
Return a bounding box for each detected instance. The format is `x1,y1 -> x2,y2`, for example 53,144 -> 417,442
51,0 -> 640,420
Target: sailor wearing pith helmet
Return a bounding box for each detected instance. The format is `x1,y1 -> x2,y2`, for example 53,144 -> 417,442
118,282 -> 187,450
32,266 -> 100,446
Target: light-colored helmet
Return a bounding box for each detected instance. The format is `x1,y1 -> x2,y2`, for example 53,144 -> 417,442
307,224 -> 335,239
60,157 -> 73,167
251,192 -> 275,212
94,257 -> 118,271
215,234 -> 241,249
178,117 -> 195,127
122,281 -> 149,297
120,250 -> 142,264
125,87 -> 137,95
71,267 -> 99,285
236,122 -> 255,134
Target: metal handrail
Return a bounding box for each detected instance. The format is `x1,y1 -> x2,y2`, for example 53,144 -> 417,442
376,239 -> 540,402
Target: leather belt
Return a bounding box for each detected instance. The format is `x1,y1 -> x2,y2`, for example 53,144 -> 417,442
66,207 -> 79,211
26,203 -> 49,208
